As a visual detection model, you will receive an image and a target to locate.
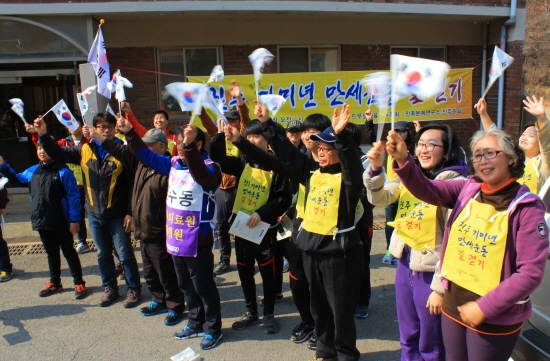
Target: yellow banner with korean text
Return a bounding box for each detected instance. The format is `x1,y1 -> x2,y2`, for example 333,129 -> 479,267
189,69 -> 472,126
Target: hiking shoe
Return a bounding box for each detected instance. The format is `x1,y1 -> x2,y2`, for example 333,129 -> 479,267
99,286 -> 120,307
174,325 -> 205,339
164,311 -> 185,326
123,288 -> 141,308
263,314 -> 278,334
0,270 -> 13,282
214,262 -> 230,275
232,311 -> 259,330
259,293 -> 283,306
307,330 -> 317,350
76,242 -> 91,254
291,322 -> 315,343
140,301 -> 168,316
200,332 -> 223,350
354,304 -> 369,319
74,283 -> 88,299
282,258 -> 289,273
38,281 -> 63,297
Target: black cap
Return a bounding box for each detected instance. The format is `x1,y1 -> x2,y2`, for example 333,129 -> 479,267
394,121 -> 409,132
224,110 -> 240,120
286,120 -> 304,132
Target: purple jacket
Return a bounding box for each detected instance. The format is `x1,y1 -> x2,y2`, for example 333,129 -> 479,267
394,154 -> 549,326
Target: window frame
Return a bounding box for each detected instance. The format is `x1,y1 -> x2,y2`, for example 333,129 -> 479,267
277,45 -> 341,73
390,46 -> 447,62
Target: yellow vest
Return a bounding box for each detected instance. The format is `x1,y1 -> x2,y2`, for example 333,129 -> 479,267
232,164 -> 272,215
386,155 -> 398,182
302,171 -> 342,236
517,157 -> 539,193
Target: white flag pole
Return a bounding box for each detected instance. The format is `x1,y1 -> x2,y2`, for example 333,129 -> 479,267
390,56 -> 397,131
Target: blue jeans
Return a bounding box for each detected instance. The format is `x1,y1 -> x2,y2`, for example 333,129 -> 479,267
88,214 -> 141,291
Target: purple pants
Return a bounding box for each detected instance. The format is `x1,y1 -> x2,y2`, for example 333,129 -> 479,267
441,314 -> 520,361
395,247 -> 445,361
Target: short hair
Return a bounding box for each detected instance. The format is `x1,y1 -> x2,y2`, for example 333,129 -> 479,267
74,114 -> 84,126
154,110 -> 169,121
345,123 -> 362,147
244,120 -> 264,137
468,128 -> 525,179
415,123 -> 465,179
174,126 -> 206,152
522,123 -> 536,132
93,112 -> 116,127
303,114 -> 331,132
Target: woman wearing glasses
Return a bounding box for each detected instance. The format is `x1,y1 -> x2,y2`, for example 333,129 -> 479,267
364,124 -> 467,361
386,127 -> 548,361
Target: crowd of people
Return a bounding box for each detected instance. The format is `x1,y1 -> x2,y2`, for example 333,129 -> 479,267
0,82 -> 548,361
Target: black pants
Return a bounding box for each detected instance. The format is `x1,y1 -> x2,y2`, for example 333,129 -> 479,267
235,229 -> 277,315
303,244 -> 364,361
357,227 -> 373,307
0,228 -> 12,272
172,246 -> 222,335
287,238 -> 314,326
141,239 -> 185,313
76,187 -> 87,245
215,188 -> 236,264
38,229 -> 84,286
274,237 -> 287,295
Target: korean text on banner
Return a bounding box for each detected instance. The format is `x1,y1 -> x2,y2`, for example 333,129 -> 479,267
189,69 -> 472,127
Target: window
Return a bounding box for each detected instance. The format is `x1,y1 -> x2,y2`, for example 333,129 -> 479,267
391,46 -> 446,62
278,46 -> 339,73
157,47 -> 222,117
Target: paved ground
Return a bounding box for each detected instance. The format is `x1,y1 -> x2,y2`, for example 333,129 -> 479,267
0,208 -> 401,361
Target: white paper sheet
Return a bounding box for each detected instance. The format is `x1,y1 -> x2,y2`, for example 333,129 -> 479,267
229,211 -> 270,244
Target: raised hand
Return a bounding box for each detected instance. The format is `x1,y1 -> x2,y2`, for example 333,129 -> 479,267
183,124 -> 198,146
366,141 -> 386,170
523,95 -> 547,120
25,123 -> 36,134
83,124 -> 103,142
332,103 -> 350,134
116,114 -> 133,133
474,98 -> 488,116
217,118 -> 225,134
120,101 -> 132,114
224,123 -> 241,143
230,81 -> 241,98
413,121 -> 421,132
365,107 -> 373,122
254,100 -> 269,122
33,116 -> 47,135
386,130 -> 408,167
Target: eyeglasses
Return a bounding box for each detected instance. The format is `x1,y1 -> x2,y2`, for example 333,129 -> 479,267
471,150 -> 504,163
97,125 -> 115,131
416,142 -> 444,152
317,146 -> 336,154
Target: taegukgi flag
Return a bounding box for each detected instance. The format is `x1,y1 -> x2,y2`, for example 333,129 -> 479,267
50,100 -> 79,131
165,82 -> 205,112
482,46 -> 514,98
391,55 -> 450,99
9,98 -> 27,123
207,65 -> 224,84
259,94 -> 286,117
88,27 -> 111,98
107,70 -> 133,103
76,85 -> 97,116
249,48 -> 274,98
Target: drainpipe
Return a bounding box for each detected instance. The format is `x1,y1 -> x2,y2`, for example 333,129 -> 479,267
496,0 -> 517,129
481,22 -> 488,129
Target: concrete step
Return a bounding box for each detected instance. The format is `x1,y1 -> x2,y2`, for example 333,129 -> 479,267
5,187 -> 31,205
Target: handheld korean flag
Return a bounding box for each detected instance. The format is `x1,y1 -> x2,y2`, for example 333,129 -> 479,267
249,48 -> 274,100
49,100 -> 79,131
202,89 -> 227,124
107,70 -> 133,103
390,55 -> 450,129
361,72 -> 391,141
76,85 -> 97,117
9,98 -> 27,124
87,24 -> 110,98
482,46 -> 514,98
165,82 -> 204,112
259,94 -> 286,117
207,65 -> 224,84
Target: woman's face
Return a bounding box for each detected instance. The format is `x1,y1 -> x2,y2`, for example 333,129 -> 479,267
415,129 -> 446,170
472,135 -> 514,190
519,126 -> 540,158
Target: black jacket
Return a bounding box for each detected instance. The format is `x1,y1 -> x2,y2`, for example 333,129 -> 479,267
210,132 -> 291,226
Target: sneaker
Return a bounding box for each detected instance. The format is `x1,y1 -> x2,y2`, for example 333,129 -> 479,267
164,311 -> 185,326
354,304 -> 369,319
123,288 -> 142,308
76,242 -> 91,254
307,330 -> 317,350
99,286 -> 120,307
232,311 -> 259,330
74,283 -> 88,299
200,332 -> 223,350
282,259 -> 289,273
259,293 -> 283,306
214,262 -> 230,275
174,325 -> 205,339
263,313 -> 278,334
382,251 -> 398,265
140,301 -> 169,316
291,321 -> 315,343
0,270 -> 13,282
38,281 -> 63,297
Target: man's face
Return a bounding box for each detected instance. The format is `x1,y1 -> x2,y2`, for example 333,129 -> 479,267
228,118 -> 240,130
144,141 -> 166,155
95,120 -> 116,139
70,124 -> 83,137
316,141 -> 339,167
37,145 -> 53,164
302,128 -> 322,151
286,130 -> 303,147
154,113 -> 168,130
246,133 -> 268,151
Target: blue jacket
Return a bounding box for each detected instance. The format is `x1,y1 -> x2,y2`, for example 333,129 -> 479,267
0,161 -> 80,231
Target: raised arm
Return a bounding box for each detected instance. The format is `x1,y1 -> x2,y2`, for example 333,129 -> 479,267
209,131 -> 245,177
181,125 -> 221,189
121,101 -> 147,138
474,98 -> 495,130
34,117 -> 82,165
525,96 -> 550,175
364,108 -> 376,145
83,124 -> 138,173
0,157 -> 36,186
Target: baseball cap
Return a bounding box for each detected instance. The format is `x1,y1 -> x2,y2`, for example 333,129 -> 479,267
286,120 -> 304,132
310,126 -> 336,143
142,128 -> 168,145
224,110 -> 240,120
394,121 -> 410,132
